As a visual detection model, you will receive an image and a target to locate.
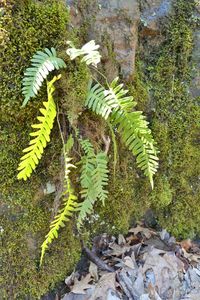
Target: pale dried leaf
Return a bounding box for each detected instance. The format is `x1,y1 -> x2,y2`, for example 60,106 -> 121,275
118,234 -> 126,246
123,256 -> 135,269
89,262 -> 99,282
71,274 -> 94,295
142,248 -> 184,295
89,273 -> 116,300
129,225 -> 155,239
109,243 -> 131,256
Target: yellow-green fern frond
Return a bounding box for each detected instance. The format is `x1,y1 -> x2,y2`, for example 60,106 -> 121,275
22,48 -> 66,106
17,75 -> 61,180
40,156 -> 78,266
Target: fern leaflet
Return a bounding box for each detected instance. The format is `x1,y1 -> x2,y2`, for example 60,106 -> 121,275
22,48 -> 66,106
66,40 -> 101,67
40,155 -> 78,266
17,75 -> 60,180
85,78 -> 158,188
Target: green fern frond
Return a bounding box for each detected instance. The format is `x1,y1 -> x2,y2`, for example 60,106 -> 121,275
92,152 -> 109,204
77,139 -> 109,229
80,139 -> 95,157
85,79 -> 137,119
77,197 -> 95,229
22,48 -> 66,106
79,139 -> 95,191
17,75 -> 61,180
66,40 -> 101,67
40,155 -> 78,266
111,110 -> 158,188
85,78 -> 158,187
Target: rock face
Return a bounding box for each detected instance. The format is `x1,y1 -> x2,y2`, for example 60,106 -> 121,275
1,0 -> 200,299
89,0 -> 140,80
68,0 -> 140,80
68,0 -> 173,79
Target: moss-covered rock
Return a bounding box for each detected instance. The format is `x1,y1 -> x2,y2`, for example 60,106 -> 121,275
0,0 -> 87,298
136,0 -> 200,238
1,0 -> 200,298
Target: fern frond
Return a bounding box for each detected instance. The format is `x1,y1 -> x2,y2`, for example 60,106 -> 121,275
22,48 -> 66,106
66,40 -> 101,67
79,139 -> 95,191
92,152 -> 109,204
80,139 -> 95,157
85,79 -> 137,119
77,196 -> 96,230
85,78 -> 159,187
112,110 -> 158,188
40,156 -> 78,266
77,139 -> 109,229
17,75 -> 61,180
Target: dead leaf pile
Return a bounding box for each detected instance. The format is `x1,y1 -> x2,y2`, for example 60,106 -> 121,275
61,225 -> 200,300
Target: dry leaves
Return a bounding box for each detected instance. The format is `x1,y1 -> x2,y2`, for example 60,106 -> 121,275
62,225 -> 200,300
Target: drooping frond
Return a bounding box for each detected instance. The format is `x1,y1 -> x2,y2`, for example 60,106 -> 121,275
92,152 -> 109,204
22,48 -> 66,106
66,40 -> 101,67
85,78 -> 159,188
17,75 -> 61,180
77,139 -> 109,229
112,110 -> 158,188
79,139 -> 95,196
40,155 -> 78,266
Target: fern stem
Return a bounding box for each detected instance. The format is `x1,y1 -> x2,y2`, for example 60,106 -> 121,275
108,122 -> 118,179
90,65 -> 110,88
56,104 -> 65,151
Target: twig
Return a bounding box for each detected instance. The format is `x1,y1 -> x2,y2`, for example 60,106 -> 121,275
101,134 -> 111,155
116,271 -> 136,300
81,241 -> 115,273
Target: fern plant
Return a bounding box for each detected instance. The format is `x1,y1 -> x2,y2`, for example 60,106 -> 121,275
77,139 -> 109,228
22,48 -> 66,106
85,78 -> 158,188
17,40 -> 159,265
40,137 -> 78,265
17,75 -> 61,180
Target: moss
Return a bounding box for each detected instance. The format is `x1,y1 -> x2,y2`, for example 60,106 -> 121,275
0,0 -> 87,298
135,0 -> 200,237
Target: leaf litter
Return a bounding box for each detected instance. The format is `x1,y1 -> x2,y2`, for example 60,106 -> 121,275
61,224 -> 200,300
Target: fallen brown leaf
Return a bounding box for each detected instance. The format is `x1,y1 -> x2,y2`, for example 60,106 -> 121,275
109,243 -> 131,257
180,239 -> 192,252
129,225 -> 155,239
